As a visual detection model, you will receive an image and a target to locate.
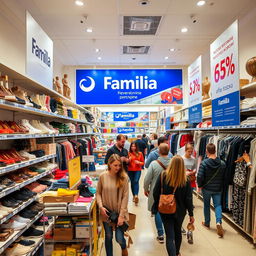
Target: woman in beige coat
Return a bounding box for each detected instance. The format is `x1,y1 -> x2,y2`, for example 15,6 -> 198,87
96,154 -> 129,256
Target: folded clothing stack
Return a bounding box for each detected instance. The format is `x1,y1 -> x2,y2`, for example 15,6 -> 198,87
197,120 -> 212,128
240,97 -> 256,109
44,202 -> 68,215
51,178 -> 69,190
68,202 -> 90,214
240,117 -> 256,125
50,122 -> 70,134
202,105 -> 212,117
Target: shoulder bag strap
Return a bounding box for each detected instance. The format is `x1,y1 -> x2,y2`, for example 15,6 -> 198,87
160,172 -> 164,195
203,167 -> 221,188
157,160 -> 167,170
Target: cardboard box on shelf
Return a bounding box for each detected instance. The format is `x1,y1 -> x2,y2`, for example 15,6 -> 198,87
54,226 -> 74,241
75,221 -> 93,239
43,194 -> 79,203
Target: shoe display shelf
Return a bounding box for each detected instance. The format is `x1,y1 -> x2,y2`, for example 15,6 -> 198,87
0,167 -> 56,200
0,99 -> 93,125
193,191 -> 255,244
0,63 -> 93,118
25,219 -> 54,256
0,211 -> 43,254
44,200 -> 100,256
0,154 -> 56,176
0,183 -> 51,225
0,133 -> 101,141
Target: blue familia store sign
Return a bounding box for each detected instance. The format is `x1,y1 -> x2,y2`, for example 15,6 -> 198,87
76,69 -> 183,105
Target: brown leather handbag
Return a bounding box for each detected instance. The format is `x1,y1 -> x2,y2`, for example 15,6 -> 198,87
158,171 -> 177,214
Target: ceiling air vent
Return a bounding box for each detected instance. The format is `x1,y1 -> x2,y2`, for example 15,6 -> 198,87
123,46 -> 150,54
123,16 -> 162,35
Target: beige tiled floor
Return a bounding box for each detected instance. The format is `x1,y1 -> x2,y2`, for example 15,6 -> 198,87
101,171 -> 256,256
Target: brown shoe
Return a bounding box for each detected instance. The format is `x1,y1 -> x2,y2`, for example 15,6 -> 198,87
216,223 -> 224,237
134,196 -> 139,206
202,222 -> 210,229
122,248 -> 128,256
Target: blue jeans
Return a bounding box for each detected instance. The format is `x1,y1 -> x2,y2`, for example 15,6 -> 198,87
202,189 -> 222,225
103,222 -> 126,256
155,211 -> 164,236
127,171 -> 141,196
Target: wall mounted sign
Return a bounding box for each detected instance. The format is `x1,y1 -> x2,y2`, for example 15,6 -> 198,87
117,128 -> 136,133
26,11 -> 53,89
101,112 -> 149,122
76,69 -> 183,105
210,20 -> 240,126
188,56 -> 202,124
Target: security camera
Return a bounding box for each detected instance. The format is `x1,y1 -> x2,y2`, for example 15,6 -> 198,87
190,14 -> 197,23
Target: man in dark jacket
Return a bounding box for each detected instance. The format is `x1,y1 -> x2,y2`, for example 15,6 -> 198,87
105,134 -> 129,171
197,143 -> 226,238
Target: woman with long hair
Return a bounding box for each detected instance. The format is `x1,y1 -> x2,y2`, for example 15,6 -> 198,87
96,154 -> 129,256
128,142 -> 144,205
153,155 -> 194,256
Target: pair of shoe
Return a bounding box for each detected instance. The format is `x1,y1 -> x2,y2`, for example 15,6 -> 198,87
0,228 -> 14,241
11,86 -> 34,107
2,218 -> 27,230
25,182 -> 48,193
19,209 -> 39,219
156,235 -> 164,244
202,222 -> 224,237
5,241 -> 34,256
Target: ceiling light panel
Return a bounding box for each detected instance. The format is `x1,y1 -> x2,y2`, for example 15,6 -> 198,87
123,46 -> 150,54
123,16 -> 162,35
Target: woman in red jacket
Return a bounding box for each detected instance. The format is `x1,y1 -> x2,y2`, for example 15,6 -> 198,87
128,142 -> 144,206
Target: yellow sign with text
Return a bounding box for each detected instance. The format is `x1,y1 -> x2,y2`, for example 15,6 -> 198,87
68,156 -> 81,189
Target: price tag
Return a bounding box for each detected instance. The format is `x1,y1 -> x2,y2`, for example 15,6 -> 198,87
82,155 -> 95,163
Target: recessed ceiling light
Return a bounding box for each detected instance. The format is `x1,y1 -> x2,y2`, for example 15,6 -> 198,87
86,28 -> 93,33
169,48 -> 175,52
97,57 -> 102,60
197,0 -> 206,6
181,27 -> 188,33
95,48 -> 100,53
164,56 -> 169,60
75,0 -> 84,6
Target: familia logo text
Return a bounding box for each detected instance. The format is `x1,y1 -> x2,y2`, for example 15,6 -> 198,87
32,38 -> 51,67
79,75 -> 157,92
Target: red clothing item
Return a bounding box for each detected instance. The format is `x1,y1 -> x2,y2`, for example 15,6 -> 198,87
128,152 -> 144,171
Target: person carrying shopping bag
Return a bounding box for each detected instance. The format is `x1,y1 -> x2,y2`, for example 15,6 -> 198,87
96,154 -> 129,256
153,155 -> 194,256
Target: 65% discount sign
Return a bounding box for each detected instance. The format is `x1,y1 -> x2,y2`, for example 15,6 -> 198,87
214,54 -> 235,83
210,20 -> 240,126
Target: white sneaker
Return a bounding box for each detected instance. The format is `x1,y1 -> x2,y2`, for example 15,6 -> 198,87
31,120 -> 48,134
13,215 -> 30,224
19,151 -> 36,160
2,219 -> 27,230
20,120 -> 41,134
45,122 -> 59,134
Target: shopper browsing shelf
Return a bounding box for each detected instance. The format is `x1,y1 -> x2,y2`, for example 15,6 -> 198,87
153,155 -> 194,256
182,143 -> 197,190
128,142 -> 144,206
197,143 -> 226,238
96,154 -> 129,256
144,143 -> 171,244
105,134 -> 129,172
145,136 -> 173,168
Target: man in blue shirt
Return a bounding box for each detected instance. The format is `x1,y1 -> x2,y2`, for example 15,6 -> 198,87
145,136 -> 173,168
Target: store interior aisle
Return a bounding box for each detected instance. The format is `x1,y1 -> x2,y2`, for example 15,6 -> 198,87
101,171 -> 256,256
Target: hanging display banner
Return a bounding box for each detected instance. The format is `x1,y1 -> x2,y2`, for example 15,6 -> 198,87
210,20 -> 240,126
26,11 -> 53,89
114,112 -> 149,121
101,112 -> 149,122
188,56 -> 202,124
117,128 -> 135,134
76,69 -> 183,105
